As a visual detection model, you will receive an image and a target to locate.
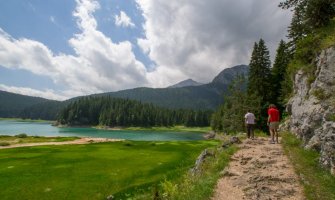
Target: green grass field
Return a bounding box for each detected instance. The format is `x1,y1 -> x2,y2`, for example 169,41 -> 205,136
0,140 -> 218,200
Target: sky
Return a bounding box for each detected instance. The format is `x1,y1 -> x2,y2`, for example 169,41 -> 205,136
0,0 -> 292,100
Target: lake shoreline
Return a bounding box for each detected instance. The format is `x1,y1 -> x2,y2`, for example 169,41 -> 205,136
54,123 -> 210,133
0,118 -> 55,123
2,118 -> 210,133
0,120 -> 206,141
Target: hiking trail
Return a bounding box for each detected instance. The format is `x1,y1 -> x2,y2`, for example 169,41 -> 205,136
212,137 -> 305,200
0,137 -> 123,149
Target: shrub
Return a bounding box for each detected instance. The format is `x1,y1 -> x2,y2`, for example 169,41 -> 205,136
325,113 -> 335,122
311,88 -> 330,100
123,141 -> 133,146
294,34 -> 321,64
15,133 -> 28,138
0,142 -> 10,146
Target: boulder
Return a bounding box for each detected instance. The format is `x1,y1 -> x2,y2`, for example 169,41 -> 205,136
190,149 -> 214,175
204,131 -> 216,139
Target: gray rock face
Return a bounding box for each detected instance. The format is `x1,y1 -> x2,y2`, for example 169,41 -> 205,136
286,47 -> 335,175
168,79 -> 204,88
211,65 -> 249,85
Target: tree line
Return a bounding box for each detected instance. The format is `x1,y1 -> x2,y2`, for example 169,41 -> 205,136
211,0 -> 335,133
57,96 -> 211,127
211,39 -> 290,133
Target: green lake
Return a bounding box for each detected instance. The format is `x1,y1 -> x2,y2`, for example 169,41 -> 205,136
0,120 -> 204,141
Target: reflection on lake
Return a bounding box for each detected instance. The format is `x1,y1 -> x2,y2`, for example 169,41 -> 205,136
0,120 -> 204,141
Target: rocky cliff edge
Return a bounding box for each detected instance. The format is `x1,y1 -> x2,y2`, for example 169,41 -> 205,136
285,47 -> 335,175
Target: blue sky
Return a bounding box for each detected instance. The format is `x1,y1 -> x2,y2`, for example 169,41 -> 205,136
0,0 -> 292,100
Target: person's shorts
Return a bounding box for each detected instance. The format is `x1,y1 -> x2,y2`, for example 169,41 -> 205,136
269,122 -> 279,130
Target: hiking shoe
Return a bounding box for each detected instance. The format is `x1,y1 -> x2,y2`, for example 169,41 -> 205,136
269,140 -> 275,144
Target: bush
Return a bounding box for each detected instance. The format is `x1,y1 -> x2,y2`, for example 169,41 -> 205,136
0,142 -> 10,146
311,88 -> 330,100
325,113 -> 335,122
294,34 -> 321,64
15,133 -> 28,138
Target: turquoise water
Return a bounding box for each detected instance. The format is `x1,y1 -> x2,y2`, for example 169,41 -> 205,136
0,120 -> 204,141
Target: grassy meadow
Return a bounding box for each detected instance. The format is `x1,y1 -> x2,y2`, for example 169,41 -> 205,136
0,140 -> 218,199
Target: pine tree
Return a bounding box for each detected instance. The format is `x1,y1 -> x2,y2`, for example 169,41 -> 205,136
211,75 -> 261,133
248,39 -> 272,103
272,40 -> 291,108
280,0 -> 335,49
286,2 -> 309,52
247,39 -> 272,131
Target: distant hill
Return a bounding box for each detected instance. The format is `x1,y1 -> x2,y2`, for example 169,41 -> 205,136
0,90 -> 68,120
0,91 -> 51,118
0,64 -> 249,119
212,65 -> 249,85
95,65 -> 249,110
168,79 -> 204,88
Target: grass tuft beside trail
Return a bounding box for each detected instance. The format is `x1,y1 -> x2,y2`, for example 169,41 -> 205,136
156,143 -> 238,200
281,133 -> 335,200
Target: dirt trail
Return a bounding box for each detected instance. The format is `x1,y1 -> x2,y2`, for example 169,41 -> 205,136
0,137 -> 123,149
212,137 -> 305,200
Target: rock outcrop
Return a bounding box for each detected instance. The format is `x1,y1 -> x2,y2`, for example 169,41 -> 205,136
285,47 -> 335,175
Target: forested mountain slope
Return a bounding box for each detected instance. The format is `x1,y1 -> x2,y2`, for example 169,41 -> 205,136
0,91 -> 54,118
97,65 -> 249,110
0,65 -> 248,119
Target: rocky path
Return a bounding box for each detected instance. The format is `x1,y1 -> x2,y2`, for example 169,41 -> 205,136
212,137 -> 305,200
0,137 -> 123,149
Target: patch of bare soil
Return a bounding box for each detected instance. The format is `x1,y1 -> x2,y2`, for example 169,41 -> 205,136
0,137 -> 123,149
212,137 -> 305,200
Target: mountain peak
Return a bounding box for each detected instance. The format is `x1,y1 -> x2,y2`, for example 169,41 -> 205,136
211,65 -> 249,85
168,79 -> 204,88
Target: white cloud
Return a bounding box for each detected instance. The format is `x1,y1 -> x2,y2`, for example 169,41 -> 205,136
50,16 -> 55,23
136,0 -> 292,85
0,0 -> 292,99
0,0 -> 148,100
0,84 -> 67,100
115,11 -> 135,28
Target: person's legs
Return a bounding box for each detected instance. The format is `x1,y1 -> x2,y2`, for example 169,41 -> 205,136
269,122 -> 279,143
269,122 -> 275,143
275,130 -> 279,143
250,124 -> 254,139
246,124 -> 251,138
270,129 -> 275,143
275,122 -> 279,143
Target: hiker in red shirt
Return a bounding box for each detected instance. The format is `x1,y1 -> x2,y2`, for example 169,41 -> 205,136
267,104 -> 280,144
